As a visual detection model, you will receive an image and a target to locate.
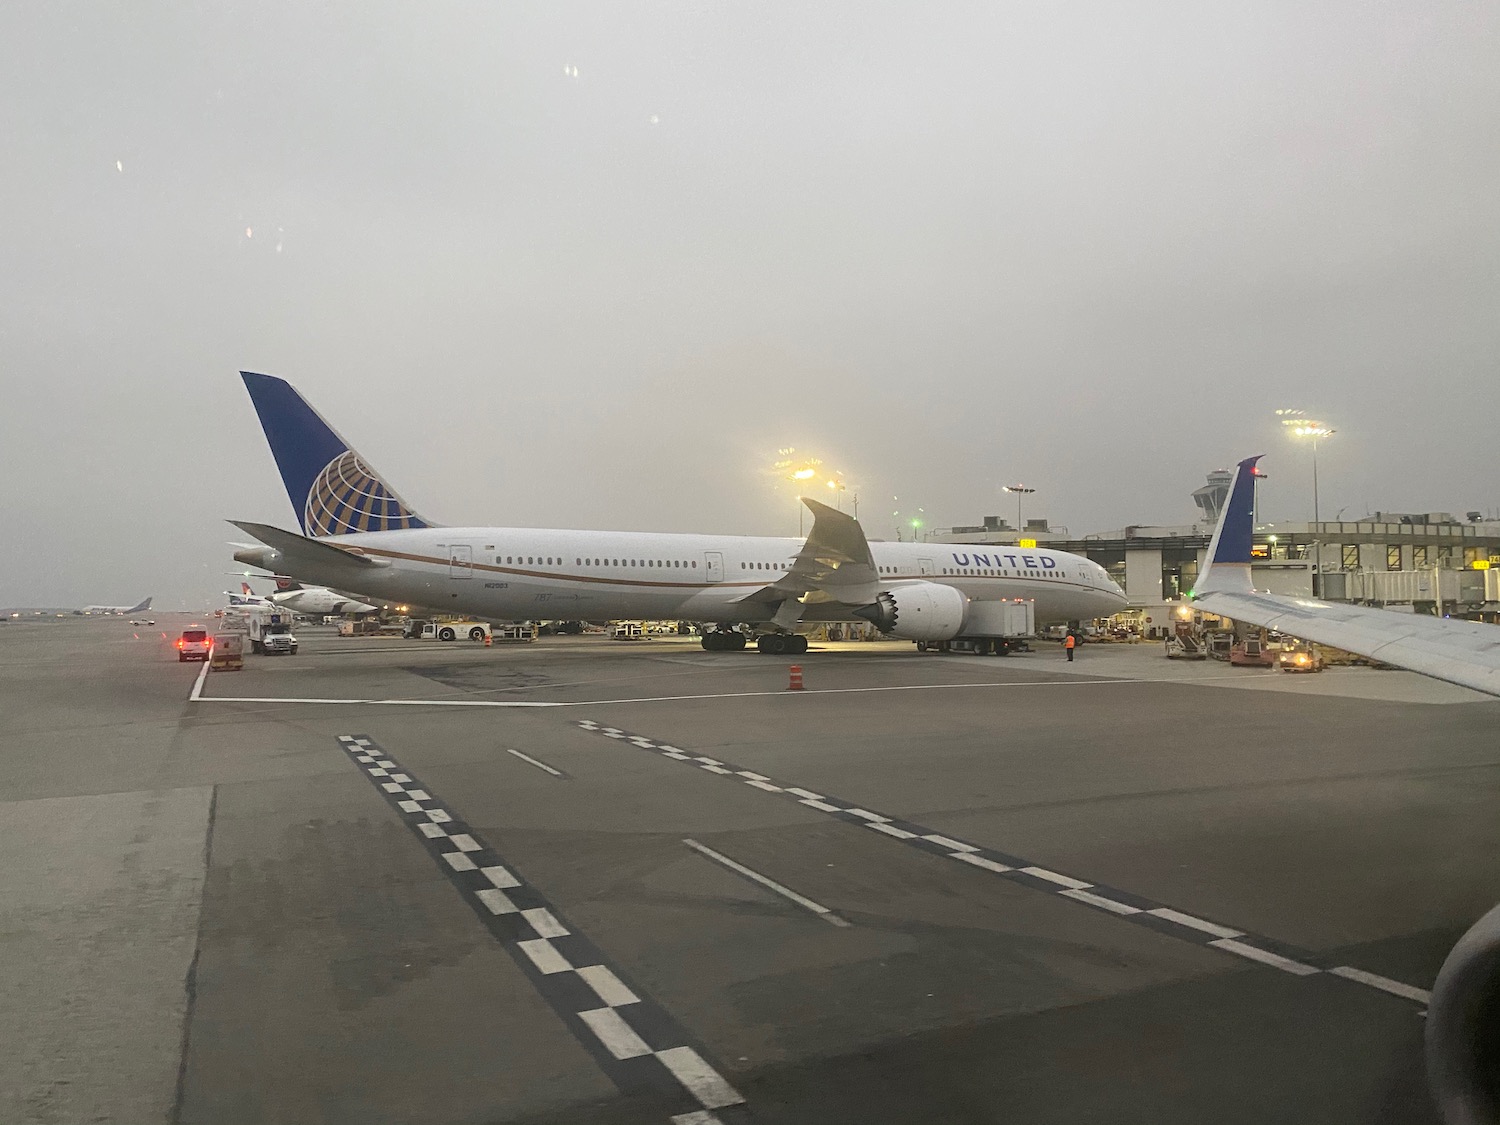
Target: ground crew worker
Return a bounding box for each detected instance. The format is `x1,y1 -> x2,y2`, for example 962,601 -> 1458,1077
1064,632 -> 1077,661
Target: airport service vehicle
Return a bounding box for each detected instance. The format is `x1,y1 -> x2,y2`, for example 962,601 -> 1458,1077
1276,643 -> 1324,673
177,627 -> 211,662
130,618 -> 156,626
210,632 -> 244,671
246,607 -> 298,654
412,620 -> 491,642
1229,635 -> 1276,667
612,622 -> 644,640
918,600 -> 1034,654
231,373 -> 1129,653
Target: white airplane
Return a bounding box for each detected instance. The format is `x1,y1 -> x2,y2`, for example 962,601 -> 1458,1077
227,579 -> 378,616
1194,453 -> 1500,1125
1193,455 -> 1500,697
82,596 -> 152,615
229,372 -> 1128,651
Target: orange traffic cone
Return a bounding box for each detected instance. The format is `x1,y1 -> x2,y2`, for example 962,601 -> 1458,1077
787,665 -> 804,691
484,631 -> 493,648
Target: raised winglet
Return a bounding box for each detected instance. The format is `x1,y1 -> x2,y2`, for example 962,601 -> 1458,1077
240,372 -> 431,537
1194,455 -> 1263,597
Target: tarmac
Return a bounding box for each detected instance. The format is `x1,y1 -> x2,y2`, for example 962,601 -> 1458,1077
3,616 -> 1498,1124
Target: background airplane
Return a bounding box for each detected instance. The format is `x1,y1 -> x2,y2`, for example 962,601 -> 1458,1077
80,596 -> 152,615
228,579 -> 378,616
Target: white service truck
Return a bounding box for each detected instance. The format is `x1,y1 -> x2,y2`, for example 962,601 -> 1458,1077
247,607 -> 299,655
915,599 -> 1035,655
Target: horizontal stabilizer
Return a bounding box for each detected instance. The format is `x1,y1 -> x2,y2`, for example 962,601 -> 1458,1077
229,520 -> 390,570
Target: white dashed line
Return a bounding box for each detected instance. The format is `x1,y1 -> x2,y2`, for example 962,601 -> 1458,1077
656,1047 -> 746,1110
505,747 -> 566,777
577,964 -> 640,1008
522,908 -> 570,939
683,839 -> 851,928
1327,966 -> 1432,1004
517,937 -> 573,975
1148,908 -> 1243,939
1021,867 -> 1093,891
1209,938 -> 1321,976
481,865 -> 521,888
579,1006 -> 654,1059
475,888 -> 519,915
1059,888 -> 1142,915
954,853 -> 1014,874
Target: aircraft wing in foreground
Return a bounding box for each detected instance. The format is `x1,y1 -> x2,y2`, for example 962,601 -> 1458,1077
1196,455 -> 1500,1124
1192,456 -> 1500,698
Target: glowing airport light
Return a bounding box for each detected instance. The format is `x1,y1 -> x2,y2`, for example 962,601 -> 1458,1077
1276,411 -> 1338,595
1002,484 -> 1036,535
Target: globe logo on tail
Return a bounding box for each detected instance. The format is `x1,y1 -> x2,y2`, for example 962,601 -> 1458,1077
305,450 -> 423,536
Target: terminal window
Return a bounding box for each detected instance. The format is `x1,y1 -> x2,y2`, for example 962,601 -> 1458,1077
1341,544 -> 1359,569
1387,546 -> 1402,570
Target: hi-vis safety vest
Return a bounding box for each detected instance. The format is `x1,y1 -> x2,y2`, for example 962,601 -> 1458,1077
1065,634 -> 1076,649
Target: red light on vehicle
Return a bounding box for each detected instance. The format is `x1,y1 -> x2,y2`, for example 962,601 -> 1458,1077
177,639 -> 184,648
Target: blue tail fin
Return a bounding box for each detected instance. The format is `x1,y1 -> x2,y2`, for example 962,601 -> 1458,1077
1195,455 -> 1262,596
240,372 -> 431,537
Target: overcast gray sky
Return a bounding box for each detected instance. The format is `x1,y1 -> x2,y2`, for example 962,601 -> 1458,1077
3,1 -> 1498,608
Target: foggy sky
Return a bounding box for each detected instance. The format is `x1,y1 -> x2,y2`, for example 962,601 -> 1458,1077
3,2 -> 1498,608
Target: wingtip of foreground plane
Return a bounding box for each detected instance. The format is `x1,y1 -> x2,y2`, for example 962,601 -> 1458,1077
1195,454 -> 1264,596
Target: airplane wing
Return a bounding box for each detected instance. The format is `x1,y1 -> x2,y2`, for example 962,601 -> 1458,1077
1193,456 -> 1500,697
733,498 -> 881,626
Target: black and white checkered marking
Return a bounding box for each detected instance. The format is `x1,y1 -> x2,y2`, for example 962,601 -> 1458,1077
574,720 -> 1432,1009
337,735 -> 748,1124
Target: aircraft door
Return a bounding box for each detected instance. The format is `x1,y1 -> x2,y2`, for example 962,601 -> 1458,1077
449,544 -> 473,579
918,557 -> 935,576
704,551 -> 725,583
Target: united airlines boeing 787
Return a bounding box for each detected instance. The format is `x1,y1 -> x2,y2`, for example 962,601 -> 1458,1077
230,372 -> 1127,652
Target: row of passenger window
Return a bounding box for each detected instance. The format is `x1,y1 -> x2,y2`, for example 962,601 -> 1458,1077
496,555 -> 698,569
941,567 -> 1066,578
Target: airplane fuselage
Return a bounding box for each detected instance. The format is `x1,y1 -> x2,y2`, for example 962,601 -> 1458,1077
259,526 -> 1127,626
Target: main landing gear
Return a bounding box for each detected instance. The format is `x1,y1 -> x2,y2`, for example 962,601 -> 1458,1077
701,630 -> 747,652
699,629 -> 809,654
755,633 -> 808,655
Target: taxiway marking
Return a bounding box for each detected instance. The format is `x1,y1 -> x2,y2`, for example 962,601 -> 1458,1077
335,735 -> 747,1123
191,674 -> 1252,710
682,839 -> 851,928
505,747 -> 567,778
574,720 -> 1433,1009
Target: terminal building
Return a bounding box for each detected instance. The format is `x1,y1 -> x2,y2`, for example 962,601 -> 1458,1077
937,472 -> 1500,637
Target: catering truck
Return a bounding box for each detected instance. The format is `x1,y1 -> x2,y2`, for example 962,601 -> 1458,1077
246,607 -> 298,655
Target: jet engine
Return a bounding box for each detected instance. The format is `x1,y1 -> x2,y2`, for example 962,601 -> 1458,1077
854,582 -> 968,641
1428,903 -> 1500,1124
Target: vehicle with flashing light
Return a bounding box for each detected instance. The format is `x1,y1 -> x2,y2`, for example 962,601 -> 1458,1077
177,627 -> 211,662
1277,642 -> 1325,673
